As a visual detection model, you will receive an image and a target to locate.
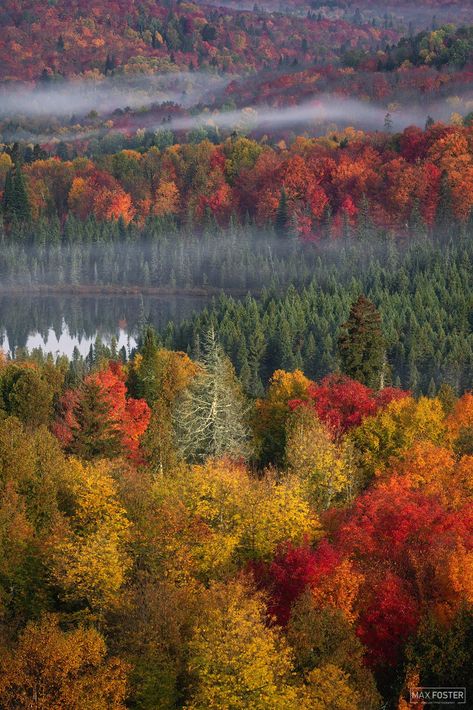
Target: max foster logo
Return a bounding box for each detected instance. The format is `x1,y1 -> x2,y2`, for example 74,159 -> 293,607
409,688 -> 466,705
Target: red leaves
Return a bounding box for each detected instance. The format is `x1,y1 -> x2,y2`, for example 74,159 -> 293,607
291,374 -> 407,436
357,573 -> 420,667
333,477 -> 446,563
254,544 -> 319,625
54,362 -> 150,461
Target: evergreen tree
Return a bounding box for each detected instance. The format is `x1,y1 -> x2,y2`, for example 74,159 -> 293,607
2,169 -> 14,221
173,329 -> 252,462
338,295 -> 386,389
3,168 -> 31,222
127,326 -> 159,403
69,380 -> 121,460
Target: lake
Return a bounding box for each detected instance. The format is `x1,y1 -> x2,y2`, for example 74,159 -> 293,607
0,293 -> 211,357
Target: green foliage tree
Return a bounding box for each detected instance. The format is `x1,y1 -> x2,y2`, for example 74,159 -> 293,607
338,295 -> 386,389
67,380 -> 122,460
0,365 -> 54,428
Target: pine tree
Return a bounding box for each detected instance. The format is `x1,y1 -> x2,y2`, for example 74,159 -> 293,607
69,380 -> 122,460
2,169 -> 14,221
338,295 -> 386,389
173,329 -> 252,462
3,168 -> 31,222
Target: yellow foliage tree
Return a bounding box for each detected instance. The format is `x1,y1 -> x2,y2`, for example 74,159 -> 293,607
0,614 -> 127,709
49,459 -> 131,613
299,664 -> 362,710
185,580 -> 298,710
350,396 -> 445,481
286,406 -> 358,510
152,460 -> 321,581
153,180 -> 180,216
255,369 -> 312,467
241,474 -> 321,561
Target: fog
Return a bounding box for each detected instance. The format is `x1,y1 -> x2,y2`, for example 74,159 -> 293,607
3,90 -> 466,145
0,72 -> 230,118
163,94 -> 463,134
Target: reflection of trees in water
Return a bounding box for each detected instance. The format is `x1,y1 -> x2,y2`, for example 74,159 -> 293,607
0,295 -> 210,352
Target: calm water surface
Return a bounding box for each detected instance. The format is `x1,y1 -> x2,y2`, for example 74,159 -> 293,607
0,293 -> 211,356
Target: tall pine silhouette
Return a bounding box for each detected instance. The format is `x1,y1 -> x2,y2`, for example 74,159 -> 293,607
338,295 -> 386,389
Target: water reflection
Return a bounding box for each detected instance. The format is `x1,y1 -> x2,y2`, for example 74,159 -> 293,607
0,293 -> 210,355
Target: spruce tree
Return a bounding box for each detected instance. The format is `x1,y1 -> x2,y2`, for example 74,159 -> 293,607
69,380 -> 121,460
3,168 -> 31,222
12,168 -> 31,221
2,169 -> 14,221
338,295 -> 386,389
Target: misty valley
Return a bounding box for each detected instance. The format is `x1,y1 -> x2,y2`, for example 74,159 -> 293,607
3,1 -> 473,709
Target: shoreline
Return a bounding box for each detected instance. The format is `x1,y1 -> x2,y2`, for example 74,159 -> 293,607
0,283 -> 252,298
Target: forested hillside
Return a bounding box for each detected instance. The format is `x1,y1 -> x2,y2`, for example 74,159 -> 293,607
3,123 -> 473,232
0,0 -> 396,81
0,318 -> 472,708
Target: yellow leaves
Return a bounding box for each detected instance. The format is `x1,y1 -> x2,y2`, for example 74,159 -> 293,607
351,396 -> 446,481
445,544 -> 473,605
49,459 -> 131,612
153,180 -> 180,216
153,460 -> 321,581
255,369 -> 312,465
242,476 -> 321,561
0,614 -> 128,709
0,152 -> 12,189
265,369 -> 312,405
286,407 -> 357,510
186,580 -> 298,710
300,664 -> 361,710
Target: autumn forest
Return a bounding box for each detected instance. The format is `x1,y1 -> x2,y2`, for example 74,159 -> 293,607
1,1 -> 473,709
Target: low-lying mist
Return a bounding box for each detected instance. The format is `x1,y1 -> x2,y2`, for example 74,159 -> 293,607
3,90 -> 467,146
0,72 -> 230,119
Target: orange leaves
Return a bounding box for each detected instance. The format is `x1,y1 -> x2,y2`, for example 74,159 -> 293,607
93,186 -> 134,224
446,391 -> 473,442
153,180 -> 180,217
68,170 -> 134,224
54,362 -> 150,461
0,614 -> 128,709
311,558 -> 364,624
427,129 -> 473,222
389,440 -> 473,509
15,121 -> 473,230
